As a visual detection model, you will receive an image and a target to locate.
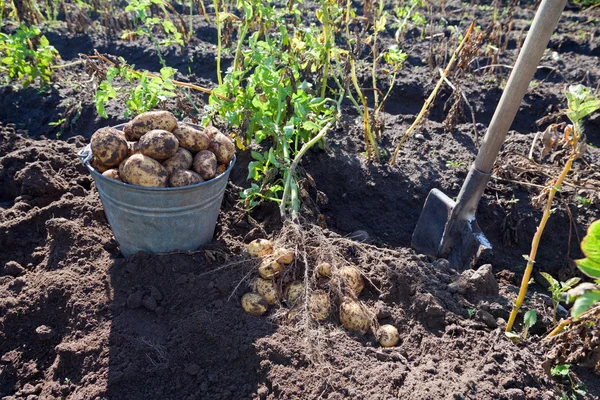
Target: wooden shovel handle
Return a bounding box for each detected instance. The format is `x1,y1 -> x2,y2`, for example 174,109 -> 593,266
474,0 -> 567,173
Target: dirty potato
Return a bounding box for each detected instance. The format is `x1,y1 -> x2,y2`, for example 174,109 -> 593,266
162,148 -> 193,175
284,281 -> 304,305
90,157 -> 111,173
123,110 -> 178,140
258,260 -> 284,279
119,154 -> 168,187
139,129 -> 179,160
127,141 -> 141,156
241,292 -> 268,316
316,262 -> 332,278
216,163 -> 228,175
172,123 -> 210,152
102,169 -> 122,182
203,125 -> 221,141
255,278 -> 279,305
90,127 -> 129,167
192,150 -> 217,180
309,290 -> 330,321
209,132 -> 235,164
339,298 -> 370,333
376,324 -> 399,347
169,169 -> 203,187
339,266 -> 365,295
247,239 -> 274,257
274,248 -> 294,265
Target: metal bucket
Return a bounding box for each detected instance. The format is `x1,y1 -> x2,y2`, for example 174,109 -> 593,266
78,123 -> 235,257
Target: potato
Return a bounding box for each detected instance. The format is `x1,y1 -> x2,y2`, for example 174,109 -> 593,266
247,239 -> 274,257
119,154 -> 168,187
193,150 -> 217,180
339,266 -> 364,296
316,262 -> 332,278
241,292 -> 268,316
172,123 -> 210,152
339,298 -> 370,333
284,281 -> 304,305
255,278 -> 279,305
258,260 -> 284,279
139,129 -> 179,160
203,126 -> 221,141
274,248 -> 294,265
90,127 -> 129,167
102,169 -> 121,182
169,169 -> 204,187
376,324 -> 399,347
309,290 -> 330,321
90,157 -> 111,173
127,141 -> 140,156
123,110 -> 178,140
209,132 -> 236,164
216,163 -> 228,175
162,148 -> 193,175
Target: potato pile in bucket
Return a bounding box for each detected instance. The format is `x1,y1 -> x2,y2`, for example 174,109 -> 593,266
242,238 -> 400,348
88,110 -> 235,187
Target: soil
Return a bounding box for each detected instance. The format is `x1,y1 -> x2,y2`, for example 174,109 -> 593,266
2,1 -> 600,399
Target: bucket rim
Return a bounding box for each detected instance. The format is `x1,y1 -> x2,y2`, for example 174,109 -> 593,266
78,122 -> 236,192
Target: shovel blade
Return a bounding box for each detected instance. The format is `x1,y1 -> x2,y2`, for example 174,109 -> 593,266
411,189 -> 455,257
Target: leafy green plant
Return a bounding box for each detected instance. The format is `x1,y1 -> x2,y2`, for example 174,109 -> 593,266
522,309 -> 537,339
540,273 -> 581,324
0,25 -> 58,87
506,85 -> 600,334
571,220 -> 600,317
445,160 -> 465,168
551,364 -> 587,399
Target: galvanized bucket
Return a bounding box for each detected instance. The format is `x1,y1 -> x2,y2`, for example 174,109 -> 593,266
78,123 -> 235,257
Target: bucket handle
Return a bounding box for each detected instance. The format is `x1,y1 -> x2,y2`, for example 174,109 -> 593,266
78,144 -> 93,166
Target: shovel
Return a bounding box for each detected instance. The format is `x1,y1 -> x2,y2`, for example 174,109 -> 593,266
411,0 -> 567,268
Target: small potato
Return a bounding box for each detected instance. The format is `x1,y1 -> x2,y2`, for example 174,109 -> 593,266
255,278 -> 279,305
241,292 -> 268,316
162,148 -> 193,175
90,157 -> 111,173
309,290 -> 330,321
247,238 -> 274,257
216,163 -> 228,175
274,248 -> 294,265
169,169 -> 204,187
102,169 -> 121,182
376,324 -> 399,347
209,132 -> 236,164
339,266 -> 365,296
119,154 -> 168,187
193,150 -> 217,180
204,126 -> 221,141
258,260 -> 284,279
139,129 -> 179,160
284,281 -> 304,305
316,262 -> 332,278
127,141 -> 141,156
339,298 -> 370,333
172,123 -> 210,152
123,110 -> 178,140
90,127 -> 129,167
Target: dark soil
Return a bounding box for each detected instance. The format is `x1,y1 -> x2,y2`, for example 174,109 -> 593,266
2,1 -> 600,399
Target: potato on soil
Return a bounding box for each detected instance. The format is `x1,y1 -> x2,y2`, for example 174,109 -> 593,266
193,150 -> 217,180
127,141 -> 140,156
255,278 -> 279,305
274,248 -> 294,265
102,169 -> 121,182
339,266 -> 365,295
162,148 -> 193,175
339,298 -> 370,333
377,324 -> 399,347
316,262 -> 332,278
90,127 -> 129,167
90,157 -> 111,173
284,281 -> 304,305
258,260 -> 284,279
172,123 -> 210,152
241,292 -> 268,316
123,110 -> 178,140
209,132 -> 236,164
139,129 -> 179,160
119,154 -> 168,187
309,290 -> 330,321
247,238 -> 274,257
169,169 -> 204,187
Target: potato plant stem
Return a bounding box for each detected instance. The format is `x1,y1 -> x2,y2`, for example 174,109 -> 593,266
350,59 -> 378,161
213,0 -> 222,85
505,155 -> 575,332
389,21 -> 475,165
